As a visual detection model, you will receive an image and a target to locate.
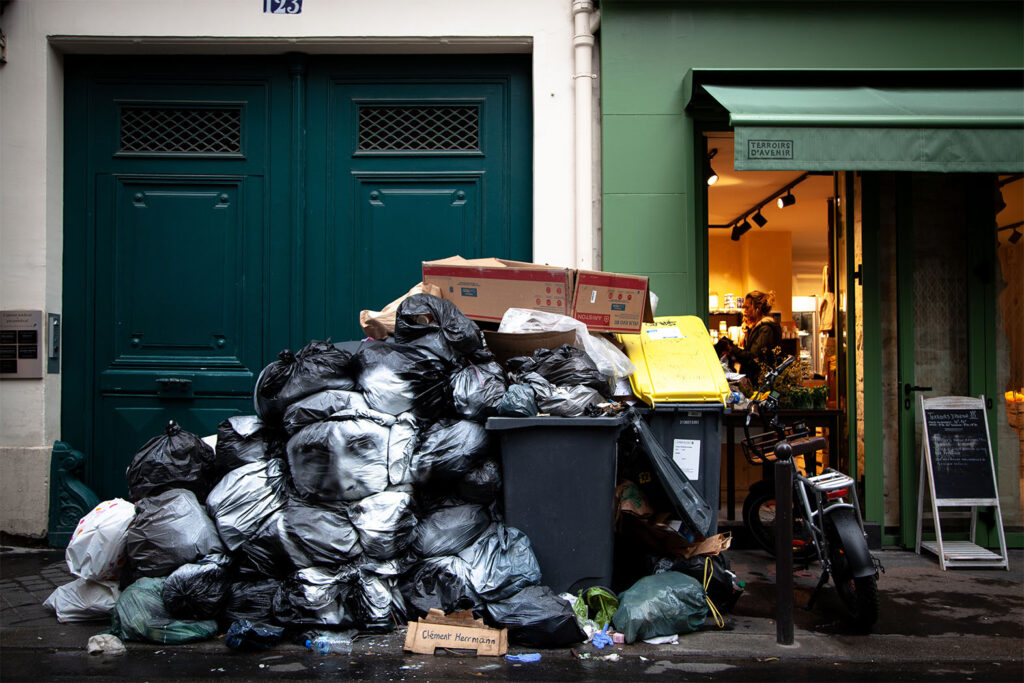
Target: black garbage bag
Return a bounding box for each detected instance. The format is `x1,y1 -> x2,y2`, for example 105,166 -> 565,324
411,502 -> 491,558
272,567 -> 357,627
506,344 -> 610,397
237,511 -> 309,578
286,410 -> 394,502
450,361 -> 507,421
354,564 -> 406,634
521,372 -> 601,417
161,562 -> 231,620
125,489 -> 225,577
496,383 -> 537,417
611,571 -> 708,643
456,457 -> 503,505
281,389 -> 369,436
394,293 -> 487,364
411,419 -> 490,484
254,340 -> 354,423
283,499 -> 362,567
348,491 -> 417,561
353,341 -> 451,418
399,556 -> 482,618
111,577 -> 219,644
223,579 -> 280,624
663,553 -> 744,613
486,585 -> 586,647
225,619 -> 285,651
214,416 -> 268,477
126,420 -> 215,502
206,458 -> 289,551
457,523 -> 542,602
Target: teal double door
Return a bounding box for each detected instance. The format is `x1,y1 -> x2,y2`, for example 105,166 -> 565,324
63,55 -> 532,499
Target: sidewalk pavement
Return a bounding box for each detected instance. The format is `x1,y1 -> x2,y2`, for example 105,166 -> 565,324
2,544 -> 1022,681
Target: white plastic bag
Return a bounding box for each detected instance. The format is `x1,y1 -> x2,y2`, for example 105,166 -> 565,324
66,498 -> 136,581
43,578 -> 120,622
497,308 -> 636,380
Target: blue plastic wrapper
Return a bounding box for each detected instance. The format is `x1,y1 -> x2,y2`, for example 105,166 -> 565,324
225,619 -> 285,651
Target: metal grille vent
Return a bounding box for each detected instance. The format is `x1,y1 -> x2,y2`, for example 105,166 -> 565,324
358,105 -> 479,152
120,107 -> 242,154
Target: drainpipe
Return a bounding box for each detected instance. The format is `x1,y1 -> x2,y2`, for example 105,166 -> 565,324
573,0 -> 599,270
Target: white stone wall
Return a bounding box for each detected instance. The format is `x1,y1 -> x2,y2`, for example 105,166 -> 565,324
0,0 -> 582,536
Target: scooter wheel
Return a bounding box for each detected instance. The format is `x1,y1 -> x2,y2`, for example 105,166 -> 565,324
826,511 -> 880,630
741,485 -> 816,562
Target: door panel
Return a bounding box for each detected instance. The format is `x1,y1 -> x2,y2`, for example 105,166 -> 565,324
356,173 -> 483,313
64,55 -> 532,501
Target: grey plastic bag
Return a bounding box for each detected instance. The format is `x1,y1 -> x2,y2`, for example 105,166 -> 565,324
457,523 -> 542,602
521,372 -> 600,418
399,555 -> 482,618
611,571 -> 709,643
125,489 -> 224,577
206,459 -> 289,551
281,389 -> 369,436
283,499 -> 362,566
411,502 -> 491,558
286,410 -> 394,502
348,491 -> 417,560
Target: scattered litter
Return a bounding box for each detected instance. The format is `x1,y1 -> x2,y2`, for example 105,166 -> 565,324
612,633 -> 625,644
598,653 -> 620,662
505,653 -> 541,663
591,624 -> 613,649
757,657 -> 780,663
643,634 -> 679,645
87,634 -> 126,655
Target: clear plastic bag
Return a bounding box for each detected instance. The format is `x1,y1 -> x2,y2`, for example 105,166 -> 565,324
498,308 -> 636,380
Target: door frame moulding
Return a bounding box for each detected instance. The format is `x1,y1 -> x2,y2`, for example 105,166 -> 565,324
47,35 -> 534,56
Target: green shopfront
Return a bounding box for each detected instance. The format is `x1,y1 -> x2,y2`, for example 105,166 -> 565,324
598,1 -> 1024,547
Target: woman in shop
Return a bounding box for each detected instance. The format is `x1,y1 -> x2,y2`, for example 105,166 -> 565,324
718,290 -> 782,382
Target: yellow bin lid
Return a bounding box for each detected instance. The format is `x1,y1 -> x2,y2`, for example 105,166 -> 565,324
618,316 -> 730,406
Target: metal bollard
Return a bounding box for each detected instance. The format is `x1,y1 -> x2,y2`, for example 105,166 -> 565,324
774,441 -> 794,645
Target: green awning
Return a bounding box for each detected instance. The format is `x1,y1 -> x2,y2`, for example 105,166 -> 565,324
701,83 -> 1024,172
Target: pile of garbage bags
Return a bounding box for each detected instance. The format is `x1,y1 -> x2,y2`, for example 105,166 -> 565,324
45,294 -> 638,647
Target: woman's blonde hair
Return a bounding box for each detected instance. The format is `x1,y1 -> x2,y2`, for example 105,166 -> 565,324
745,290 -> 775,318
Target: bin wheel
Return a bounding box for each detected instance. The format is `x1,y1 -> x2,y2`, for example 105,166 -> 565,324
741,485 -> 816,562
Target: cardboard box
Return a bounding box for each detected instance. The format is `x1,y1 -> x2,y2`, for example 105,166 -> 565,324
572,270 -> 654,334
422,256 -> 653,333
482,329 -> 577,366
404,609 -> 508,656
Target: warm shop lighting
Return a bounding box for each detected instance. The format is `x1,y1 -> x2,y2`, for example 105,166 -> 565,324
705,148 -> 719,186
777,191 -> 796,209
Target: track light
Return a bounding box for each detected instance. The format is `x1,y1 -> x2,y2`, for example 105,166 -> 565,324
777,191 -> 796,209
1011,229 -> 1022,244
731,217 -> 752,241
705,149 -> 719,187
752,210 -> 767,228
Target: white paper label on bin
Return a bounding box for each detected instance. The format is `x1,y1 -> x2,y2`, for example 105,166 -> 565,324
672,439 -> 701,480
646,327 -> 682,340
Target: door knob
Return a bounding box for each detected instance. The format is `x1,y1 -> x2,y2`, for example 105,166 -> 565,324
903,384 -> 932,397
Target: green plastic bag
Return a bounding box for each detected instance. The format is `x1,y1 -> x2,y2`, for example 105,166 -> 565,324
611,572 -> 708,643
574,586 -> 619,628
111,577 -> 219,644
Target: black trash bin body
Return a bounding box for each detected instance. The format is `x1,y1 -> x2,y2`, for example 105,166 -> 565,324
485,416 -> 625,594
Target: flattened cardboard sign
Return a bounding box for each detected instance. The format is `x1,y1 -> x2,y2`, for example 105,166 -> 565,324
404,609 -> 508,656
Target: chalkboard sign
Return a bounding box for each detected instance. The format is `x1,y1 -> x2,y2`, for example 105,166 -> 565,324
924,407 -> 996,500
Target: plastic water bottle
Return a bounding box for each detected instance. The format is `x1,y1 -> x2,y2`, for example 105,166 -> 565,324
305,631 -> 353,655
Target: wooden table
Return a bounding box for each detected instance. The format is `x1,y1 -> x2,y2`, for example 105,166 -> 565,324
722,408 -> 845,521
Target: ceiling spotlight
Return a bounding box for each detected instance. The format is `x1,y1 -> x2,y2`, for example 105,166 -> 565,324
731,217 -> 752,241
752,210 -> 767,227
705,148 -> 719,187
1011,229 -> 1022,244
777,191 -> 796,209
